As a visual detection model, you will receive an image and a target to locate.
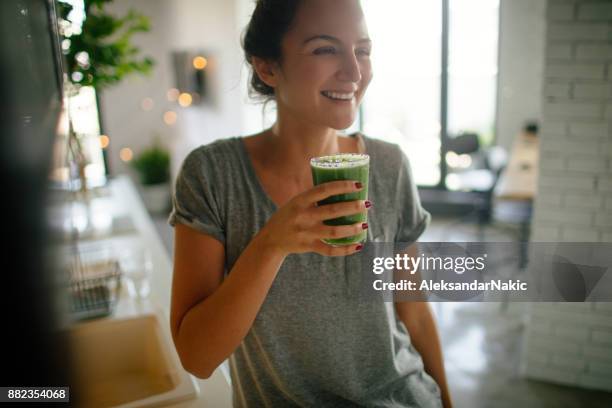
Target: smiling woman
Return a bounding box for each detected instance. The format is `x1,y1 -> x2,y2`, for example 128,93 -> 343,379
168,0 -> 450,407
243,0 -> 373,131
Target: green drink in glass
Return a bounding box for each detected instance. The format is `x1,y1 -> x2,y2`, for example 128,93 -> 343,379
310,153 -> 370,246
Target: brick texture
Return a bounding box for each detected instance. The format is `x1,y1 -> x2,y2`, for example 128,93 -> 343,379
525,0 -> 612,393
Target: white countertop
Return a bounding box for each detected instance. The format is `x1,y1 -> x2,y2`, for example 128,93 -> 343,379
66,175 -> 233,407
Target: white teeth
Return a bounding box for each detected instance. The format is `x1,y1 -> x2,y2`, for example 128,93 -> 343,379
322,91 -> 355,101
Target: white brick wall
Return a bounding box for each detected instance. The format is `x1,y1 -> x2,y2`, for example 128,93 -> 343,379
525,0 -> 612,392
548,43 -> 573,59
577,2 -> 612,21
525,304 -> 612,392
545,82 -> 571,97
576,44 -> 612,60
548,3 -> 574,21
568,121 -> 608,137
547,63 -> 605,79
547,23 -> 609,40
573,82 -> 610,99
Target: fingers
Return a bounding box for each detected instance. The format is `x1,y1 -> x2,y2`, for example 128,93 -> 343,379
301,180 -> 363,205
314,221 -> 368,240
310,199 -> 370,221
311,240 -> 363,257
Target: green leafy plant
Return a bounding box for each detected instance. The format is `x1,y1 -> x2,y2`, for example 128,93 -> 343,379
58,0 -> 154,91
132,144 -> 170,186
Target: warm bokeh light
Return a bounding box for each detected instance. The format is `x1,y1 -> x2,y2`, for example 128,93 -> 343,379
141,97 -> 154,111
163,111 -> 177,125
71,71 -> 83,82
119,147 -> 133,162
167,88 -> 180,102
178,93 -> 193,107
445,151 -> 473,169
99,134 -> 110,149
193,56 -> 208,70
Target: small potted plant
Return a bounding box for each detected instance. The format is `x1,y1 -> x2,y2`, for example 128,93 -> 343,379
131,142 -> 171,214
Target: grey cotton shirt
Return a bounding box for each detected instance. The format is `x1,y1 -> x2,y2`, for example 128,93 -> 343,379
168,134 -> 442,407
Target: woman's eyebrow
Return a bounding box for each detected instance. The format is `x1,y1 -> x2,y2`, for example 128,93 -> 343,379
302,34 -> 372,45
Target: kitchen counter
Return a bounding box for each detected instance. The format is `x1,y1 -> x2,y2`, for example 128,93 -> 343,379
66,175 -> 233,407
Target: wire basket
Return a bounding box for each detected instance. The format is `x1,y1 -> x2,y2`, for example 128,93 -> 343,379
67,247 -> 123,321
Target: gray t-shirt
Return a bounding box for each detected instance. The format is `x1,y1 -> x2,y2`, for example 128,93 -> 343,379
168,134 -> 441,407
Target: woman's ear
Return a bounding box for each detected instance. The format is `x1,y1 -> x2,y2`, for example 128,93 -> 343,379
251,56 -> 279,88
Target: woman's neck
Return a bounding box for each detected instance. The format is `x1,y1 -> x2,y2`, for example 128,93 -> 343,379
269,121 -> 340,162
254,105 -> 346,176
249,103 -> 361,187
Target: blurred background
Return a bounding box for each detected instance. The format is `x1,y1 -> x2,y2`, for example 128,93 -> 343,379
2,0 -> 611,407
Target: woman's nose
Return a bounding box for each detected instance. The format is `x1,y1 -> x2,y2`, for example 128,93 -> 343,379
338,52 -> 362,83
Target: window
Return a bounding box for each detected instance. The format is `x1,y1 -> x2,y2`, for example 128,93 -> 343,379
361,0 -> 442,186
361,0 -> 500,188
448,0 -> 499,145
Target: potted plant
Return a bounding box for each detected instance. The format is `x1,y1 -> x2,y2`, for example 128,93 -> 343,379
58,0 -> 154,91
131,142 -> 171,214
58,0 -> 155,188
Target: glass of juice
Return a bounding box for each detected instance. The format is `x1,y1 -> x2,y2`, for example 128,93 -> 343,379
310,153 -> 370,246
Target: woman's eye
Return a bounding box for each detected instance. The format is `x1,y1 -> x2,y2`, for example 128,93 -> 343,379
314,47 -> 337,55
357,49 -> 371,57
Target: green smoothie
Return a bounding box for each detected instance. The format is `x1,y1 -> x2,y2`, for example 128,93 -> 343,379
310,153 -> 370,246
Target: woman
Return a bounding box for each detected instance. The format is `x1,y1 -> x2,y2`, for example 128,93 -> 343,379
169,0 -> 452,406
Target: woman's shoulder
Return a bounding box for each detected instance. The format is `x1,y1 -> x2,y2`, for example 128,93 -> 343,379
181,137 -> 242,169
185,137 -> 240,160
359,133 -> 405,169
176,137 -> 245,188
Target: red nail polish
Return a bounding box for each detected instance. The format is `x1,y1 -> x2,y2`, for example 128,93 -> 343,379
355,244 -> 363,251
362,223 -> 368,230
365,200 -> 372,208
355,182 -> 363,189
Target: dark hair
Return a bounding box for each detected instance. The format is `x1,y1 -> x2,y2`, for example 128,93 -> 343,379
241,0 -> 303,102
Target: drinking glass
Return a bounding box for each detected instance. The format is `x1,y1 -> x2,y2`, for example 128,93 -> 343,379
310,153 -> 370,246
118,246 -> 153,299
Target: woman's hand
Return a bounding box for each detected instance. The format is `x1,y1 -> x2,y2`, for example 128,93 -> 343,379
257,180 -> 370,257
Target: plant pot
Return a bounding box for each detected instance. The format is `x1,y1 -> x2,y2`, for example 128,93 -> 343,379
139,182 -> 171,214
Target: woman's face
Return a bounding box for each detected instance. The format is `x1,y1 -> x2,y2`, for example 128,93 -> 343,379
273,0 -> 373,130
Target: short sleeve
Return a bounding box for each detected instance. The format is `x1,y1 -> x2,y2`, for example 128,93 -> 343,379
394,149 -> 431,244
168,149 -> 225,244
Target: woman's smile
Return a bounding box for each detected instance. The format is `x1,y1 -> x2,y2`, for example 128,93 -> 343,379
321,90 -> 356,102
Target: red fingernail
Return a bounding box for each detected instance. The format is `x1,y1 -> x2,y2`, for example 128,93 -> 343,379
355,182 -> 363,189
362,223 -> 368,230
355,244 -> 363,251
365,200 -> 372,208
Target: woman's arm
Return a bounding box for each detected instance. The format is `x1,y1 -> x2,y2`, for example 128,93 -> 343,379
171,223 -> 286,379
171,180 -> 368,379
394,244 -> 453,408
396,301 -> 452,408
